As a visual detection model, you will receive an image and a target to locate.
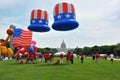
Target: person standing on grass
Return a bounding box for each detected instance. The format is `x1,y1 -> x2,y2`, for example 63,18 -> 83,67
92,54 -> 95,62
104,54 -> 108,60
66,53 -> 70,63
26,53 -> 30,64
109,53 -> 114,63
16,53 -> 20,63
30,54 -> 34,64
38,53 -> 43,62
44,53 -> 50,64
80,53 -> 84,63
69,53 -> 74,64
44,53 -> 49,63
60,53 -> 64,64
95,52 -> 100,64
33,53 -> 37,63
49,54 -> 54,64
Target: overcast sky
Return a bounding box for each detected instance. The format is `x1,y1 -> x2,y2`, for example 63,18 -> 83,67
0,0 -> 120,48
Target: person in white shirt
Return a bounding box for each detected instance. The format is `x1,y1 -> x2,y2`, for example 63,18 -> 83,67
109,54 -> 114,63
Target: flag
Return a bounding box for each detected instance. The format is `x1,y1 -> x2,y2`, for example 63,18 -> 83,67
12,28 -> 32,48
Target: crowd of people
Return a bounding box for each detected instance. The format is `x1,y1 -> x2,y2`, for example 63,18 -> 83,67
15,51 -> 115,65
0,29 -> 116,65
91,53 -> 114,64
15,52 -> 76,65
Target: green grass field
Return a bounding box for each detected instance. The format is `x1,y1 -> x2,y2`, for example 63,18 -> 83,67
0,57 -> 120,80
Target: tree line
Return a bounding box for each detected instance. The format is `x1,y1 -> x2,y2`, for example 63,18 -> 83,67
73,43 -> 120,56
2,39 -> 120,56
37,43 -> 120,57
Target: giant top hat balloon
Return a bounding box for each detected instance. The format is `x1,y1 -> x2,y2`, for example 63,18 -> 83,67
52,2 -> 79,31
28,9 -> 50,32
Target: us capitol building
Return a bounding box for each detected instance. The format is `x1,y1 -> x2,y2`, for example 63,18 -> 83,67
57,40 -> 70,53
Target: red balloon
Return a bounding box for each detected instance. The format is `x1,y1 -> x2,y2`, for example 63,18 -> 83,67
34,47 -> 38,52
17,48 -> 25,54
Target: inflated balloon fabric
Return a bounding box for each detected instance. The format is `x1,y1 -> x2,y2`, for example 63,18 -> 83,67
52,2 -> 79,31
28,9 -> 50,32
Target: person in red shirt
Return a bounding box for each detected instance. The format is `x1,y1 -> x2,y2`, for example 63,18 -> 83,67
30,54 -> 34,64
60,53 -> 64,64
16,53 -> 20,63
44,53 -> 50,63
53,60 -> 60,65
33,53 -> 37,63
66,53 -> 70,63
20,60 -> 24,64
44,53 -> 47,63
50,54 -> 54,64
38,53 -> 43,62
80,53 -> 84,63
69,53 -> 74,64
26,53 -> 30,64
95,52 -> 100,64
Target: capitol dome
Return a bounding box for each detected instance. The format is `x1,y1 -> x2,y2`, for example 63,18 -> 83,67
58,40 -> 67,53
61,40 -> 66,49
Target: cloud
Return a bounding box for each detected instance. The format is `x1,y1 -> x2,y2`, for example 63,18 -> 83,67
0,0 -> 21,8
0,0 -> 120,48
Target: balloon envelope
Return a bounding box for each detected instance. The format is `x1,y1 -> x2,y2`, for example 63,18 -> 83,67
13,28 -> 32,48
17,47 -> 25,54
0,46 -> 7,55
32,40 -> 36,46
29,45 -> 34,54
7,48 -> 14,57
52,2 -> 79,31
28,9 -> 50,32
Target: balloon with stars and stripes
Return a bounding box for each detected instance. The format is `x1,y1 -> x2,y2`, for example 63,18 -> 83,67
28,9 -> 50,32
12,28 -> 32,48
52,2 -> 79,31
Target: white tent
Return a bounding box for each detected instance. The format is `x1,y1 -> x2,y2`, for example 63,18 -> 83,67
54,52 -> 66,56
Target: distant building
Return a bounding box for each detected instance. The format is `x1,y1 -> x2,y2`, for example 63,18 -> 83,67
57,40 -> 68,53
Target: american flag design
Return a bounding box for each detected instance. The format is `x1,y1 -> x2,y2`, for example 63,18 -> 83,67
30,9 -> 48,25
53,2 -> 76,21
12,28 -> 32,48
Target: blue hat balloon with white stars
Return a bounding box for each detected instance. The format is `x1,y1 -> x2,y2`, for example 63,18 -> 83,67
28,9 -> 50,32
52,2 -> 79,31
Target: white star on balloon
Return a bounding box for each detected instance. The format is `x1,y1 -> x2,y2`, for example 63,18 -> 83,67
66,14 -> 70,18
57,15 -> 61,19
39,20 -> 42,23
32,20 -> 35,23
46,21 -> 48,24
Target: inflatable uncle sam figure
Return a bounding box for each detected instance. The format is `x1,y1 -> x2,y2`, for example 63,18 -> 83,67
28,9 -> 50,32
52,2 -> 79,31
